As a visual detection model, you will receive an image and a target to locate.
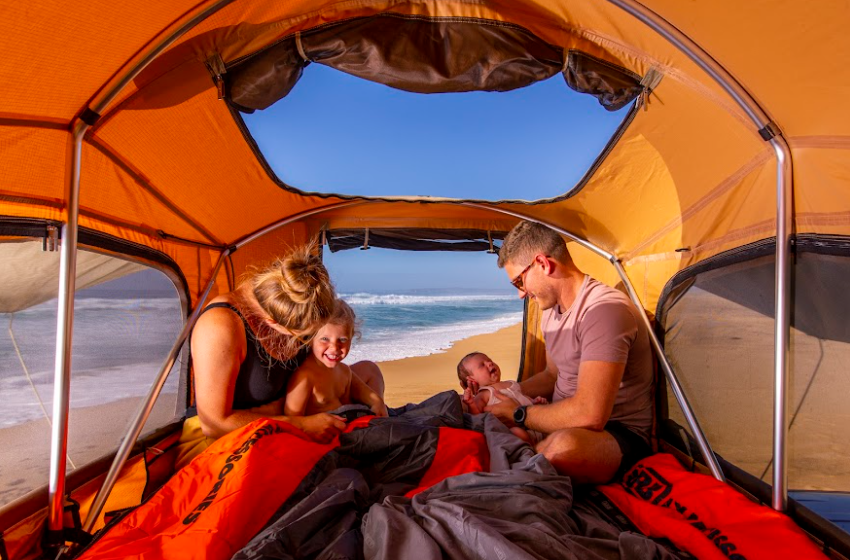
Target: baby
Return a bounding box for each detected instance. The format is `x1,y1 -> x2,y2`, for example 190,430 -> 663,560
457,351 -> 546,444
285,299 -> 388,420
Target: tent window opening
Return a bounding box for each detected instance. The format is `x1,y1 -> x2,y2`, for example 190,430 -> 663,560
656,236 -> 850,495
0,239 -> 186,509
213,13 -> 644,201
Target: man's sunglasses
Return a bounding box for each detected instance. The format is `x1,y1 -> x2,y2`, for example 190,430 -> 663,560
509,260 -> 535,290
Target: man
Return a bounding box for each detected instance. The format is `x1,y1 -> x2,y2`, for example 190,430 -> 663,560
483,221 -> 654,484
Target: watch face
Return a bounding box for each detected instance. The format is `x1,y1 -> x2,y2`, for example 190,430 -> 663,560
513,406 -> 526,427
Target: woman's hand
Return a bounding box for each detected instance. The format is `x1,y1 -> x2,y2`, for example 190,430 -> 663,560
294,413 -> 346,443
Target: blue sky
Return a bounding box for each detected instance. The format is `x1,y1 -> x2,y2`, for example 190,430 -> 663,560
243,64 -> 627,293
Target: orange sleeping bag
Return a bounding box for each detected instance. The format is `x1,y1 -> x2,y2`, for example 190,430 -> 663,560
77,419 -> 338,560
599,453 -> 828,560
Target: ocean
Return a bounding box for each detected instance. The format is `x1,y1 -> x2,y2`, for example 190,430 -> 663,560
0,292 -> 522,428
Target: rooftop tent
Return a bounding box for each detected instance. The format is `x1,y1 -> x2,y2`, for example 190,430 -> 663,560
7,0 -> 849,310
3,0 -> 850,557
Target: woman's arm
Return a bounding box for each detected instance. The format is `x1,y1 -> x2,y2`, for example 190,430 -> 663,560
349,368 -> 388,417
191,306 -> 255,439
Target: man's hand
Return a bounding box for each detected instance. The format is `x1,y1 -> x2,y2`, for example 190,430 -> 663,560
484,395 -> 520,428
295,413 -> 346,443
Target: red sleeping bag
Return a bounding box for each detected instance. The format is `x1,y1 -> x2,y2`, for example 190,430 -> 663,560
599,453 -> 828,560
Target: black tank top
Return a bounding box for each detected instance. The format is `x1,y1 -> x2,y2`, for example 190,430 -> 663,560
194,302 -> 308,410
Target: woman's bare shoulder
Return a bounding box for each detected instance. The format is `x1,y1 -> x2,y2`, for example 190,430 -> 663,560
192,295 -> 244,344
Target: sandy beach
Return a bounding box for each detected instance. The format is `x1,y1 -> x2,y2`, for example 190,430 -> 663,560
0,394 -> 180,507
378,322 -> 524,407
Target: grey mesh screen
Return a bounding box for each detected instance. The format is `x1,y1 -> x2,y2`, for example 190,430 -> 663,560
0,241 -> 186,507
660,245 -> 850,491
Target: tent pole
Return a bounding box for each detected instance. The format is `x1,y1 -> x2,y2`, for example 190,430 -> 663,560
603,0 -> 794,512
46,0 -> 240,543
609,259 -> 725,482
82,249 -> 230,532
233,200 -> 368,249
460,203 -> 725,482
771,141 -> 793,510
80,200 -> 368,530
46,121 -> 86,544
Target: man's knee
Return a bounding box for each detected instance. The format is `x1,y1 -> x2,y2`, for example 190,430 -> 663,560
536,429 -> 581,458
536,428 -> 622,484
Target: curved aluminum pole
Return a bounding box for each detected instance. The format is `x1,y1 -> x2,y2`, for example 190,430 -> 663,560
81,199 -> 368,530
234,200 -> 369,249
460,202 -> 725,481
48,0 -> 239,540
88,0 -> 237,116
47,121 -> 87,539
460,203 -> 615,261
82,249 -> 230,532
603,0 -> 793,509
610,260 -> 725,481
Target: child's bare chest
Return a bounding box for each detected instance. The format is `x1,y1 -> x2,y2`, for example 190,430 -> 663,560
307,369 -> 349,413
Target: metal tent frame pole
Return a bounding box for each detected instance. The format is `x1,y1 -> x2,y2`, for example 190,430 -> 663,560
603,0 -> 794,511
81,250 -> 229,531
461,203 -> 726,482
83,200 -> 366,528
48,0 -> 237,540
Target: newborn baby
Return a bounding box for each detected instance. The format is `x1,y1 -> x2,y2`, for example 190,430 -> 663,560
457,351 -> 546,444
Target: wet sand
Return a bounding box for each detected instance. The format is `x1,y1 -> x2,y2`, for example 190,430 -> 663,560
0,395 -> 179,507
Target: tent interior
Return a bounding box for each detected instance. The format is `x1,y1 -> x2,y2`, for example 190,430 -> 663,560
2,0 -> 850,558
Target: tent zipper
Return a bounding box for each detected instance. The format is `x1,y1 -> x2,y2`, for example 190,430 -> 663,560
205,53 -> 227,100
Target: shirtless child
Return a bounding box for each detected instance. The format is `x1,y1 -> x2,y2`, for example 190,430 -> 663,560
458,351 -> 546,444
285,300 -> 388,419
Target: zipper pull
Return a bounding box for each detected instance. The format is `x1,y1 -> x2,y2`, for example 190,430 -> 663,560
205,53 -> 227,100
43,224 -> 59,252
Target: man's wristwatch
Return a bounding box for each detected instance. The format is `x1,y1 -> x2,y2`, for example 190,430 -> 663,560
513,405 -> 529,429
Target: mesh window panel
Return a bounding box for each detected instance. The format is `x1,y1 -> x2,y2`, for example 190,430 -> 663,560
660,245 -> 850,491
0,243 -> 185,508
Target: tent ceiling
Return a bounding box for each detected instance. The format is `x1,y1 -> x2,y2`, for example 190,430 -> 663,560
2,0 -> 850,312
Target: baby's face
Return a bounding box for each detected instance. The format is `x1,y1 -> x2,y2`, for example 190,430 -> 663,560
312,322 -> 352,368
464,353 -> 501,387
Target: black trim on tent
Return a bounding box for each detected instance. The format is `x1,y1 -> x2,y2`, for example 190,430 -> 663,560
0,216 -> 190,301
325,228 -> 506,253
656,234 -> 850,343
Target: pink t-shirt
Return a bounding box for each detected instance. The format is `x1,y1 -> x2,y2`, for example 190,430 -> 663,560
541,276 -> 653,442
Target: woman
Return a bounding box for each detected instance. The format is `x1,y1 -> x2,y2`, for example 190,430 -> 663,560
175,244 -> 383,469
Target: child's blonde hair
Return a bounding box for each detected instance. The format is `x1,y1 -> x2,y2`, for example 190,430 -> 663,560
326,299 -> 362,340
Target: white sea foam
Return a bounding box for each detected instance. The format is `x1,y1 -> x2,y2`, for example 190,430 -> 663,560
340,293 -> 516,306
346,311 -> 522,363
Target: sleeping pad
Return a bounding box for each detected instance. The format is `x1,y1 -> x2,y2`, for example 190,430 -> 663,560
599,453 -> 828,560
76,392 -> 682,560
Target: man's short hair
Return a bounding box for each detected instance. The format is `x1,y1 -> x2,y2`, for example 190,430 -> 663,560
497,221 -> 569,269
456,351 -> 484,389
